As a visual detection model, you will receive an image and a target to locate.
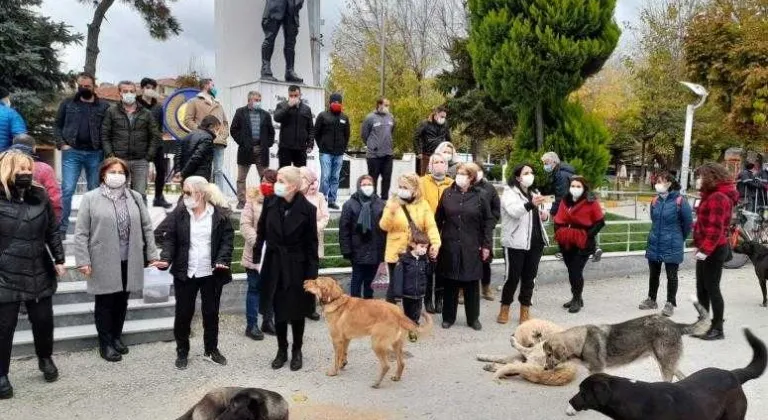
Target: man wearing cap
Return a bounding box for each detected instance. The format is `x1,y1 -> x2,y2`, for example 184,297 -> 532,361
0,88 -> 27,153
314,93 -> 349,209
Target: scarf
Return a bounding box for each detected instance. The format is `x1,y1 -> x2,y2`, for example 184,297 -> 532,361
101,184 -> 130,243
356,193 -> 373,235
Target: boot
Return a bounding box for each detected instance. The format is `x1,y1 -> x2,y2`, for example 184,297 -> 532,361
434,290 -> 444,314
697,320 -> 725,341
271,346 -> 288,369
0,376 -> 12,399
290,346 -> 303,371
113,338 -> 129,355
519,305 -> 531,324
260,40 -> 278,83
100,339 -> 122,363
261,318 -> 276,336
482,284 -> 495,301
496,304 -> 510,324
424,281 -> 435,314
245,324 -> 265,341
285,69 -> 304,84
563,298 -> 575,308
284,46 -> 304,84
38,358 -> 59,383
568,297 -> 583,314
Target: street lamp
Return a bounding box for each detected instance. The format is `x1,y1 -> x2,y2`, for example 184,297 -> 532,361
679,81 -> 708,194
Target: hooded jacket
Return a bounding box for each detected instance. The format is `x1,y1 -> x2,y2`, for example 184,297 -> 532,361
646,190 -> 693,264
361,111 -> 395,158
434,142 -> 460,178
0,102 -> 27,152
420,174 -> 454,214
694,182 -> 740,256
413,119 -> 451,156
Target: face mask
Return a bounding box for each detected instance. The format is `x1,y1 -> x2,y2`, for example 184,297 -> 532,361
259,182 -> 274,197
2,98 -> 10,107
104,173 -> 126,189
431,167 -> 446,179
397,188 -> 412,201
330,102 -> 343,113
14,173 -> 33,189
435,117 -> 446,125
360,185 -> 374,197
655,183 -> 669,194
251,101 -> 262,109
520,174 -> 535,188
455,174 -> 470,189
78,87 -> 94,100
380,106 -> 390,114
209,87 -> 218,98
183,197 -> 198,209
543,164 -> 553,173
274,182 -> 288,197
476,171 -> 484,181
443,153 -> 454,163
121,93 -> 136,105
570,187 -> 584,199
695,178 -> 702,189
143,88 -> 158,99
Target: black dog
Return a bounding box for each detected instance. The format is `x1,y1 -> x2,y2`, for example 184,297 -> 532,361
176,387 -> 289,420
566,328 -> 766,420
733,241 -> 768,307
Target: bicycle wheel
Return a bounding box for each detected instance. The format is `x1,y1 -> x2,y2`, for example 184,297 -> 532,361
724,226 -> 749,269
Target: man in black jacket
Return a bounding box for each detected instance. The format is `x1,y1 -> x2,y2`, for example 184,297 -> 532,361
315,92 -> 350,209
414,106 -> 450,176
274,85 -> 314,168
137,77 -> 173,209
101,80 -> 160,200
173,116 -> 220,182
230,91 -> 276,209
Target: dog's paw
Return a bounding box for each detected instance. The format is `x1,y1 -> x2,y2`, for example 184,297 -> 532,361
341,360 -> 348,369
371,383 -> 381,389
326,369 -> 339,377
565,404 -> 577,416
483,363 -> 498,372
391,375 -> 401,382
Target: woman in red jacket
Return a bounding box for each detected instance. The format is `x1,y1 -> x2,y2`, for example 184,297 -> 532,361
692,163 -> 739,340
554,175 -> 605,313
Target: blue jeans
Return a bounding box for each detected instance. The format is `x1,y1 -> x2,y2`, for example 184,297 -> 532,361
350,264 -> 378,299
245,269 -> 262,329
212,146 -> 231,196
60,148 -> 102,234
319,153 -> 343,204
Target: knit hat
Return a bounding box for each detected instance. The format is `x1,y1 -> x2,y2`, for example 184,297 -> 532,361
0,87 -> 9,100
329,92 -> 343,104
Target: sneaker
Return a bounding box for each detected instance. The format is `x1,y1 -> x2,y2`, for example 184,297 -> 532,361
638,298 -> 658,310
592,248 -> 603,263
203,349 -> 228,366
175,356 -> 188,370
661,302 -> 675,317
408,331 -> 418,342
328,202 -> 340,210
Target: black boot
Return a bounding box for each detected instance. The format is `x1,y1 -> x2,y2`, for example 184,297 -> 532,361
245,324 -> 264,341
271,346 -> 288,369
153,197 -> 172,209
290,346 -> 303,371
260,45 -> 278,82
563,298 -> 575,308
113,337 -> 129,355
698,320 -> 725,341
261,318 -> 276,336
425,282 -> 435,314
38,358 -> 59,382
284,47 -> 304,84
100,339 -> 122,363
434,290 -> 444,314
0,376 -> 13,399
568,297 -> 583,313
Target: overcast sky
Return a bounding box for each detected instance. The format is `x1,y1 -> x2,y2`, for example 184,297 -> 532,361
40,0 -> 644,84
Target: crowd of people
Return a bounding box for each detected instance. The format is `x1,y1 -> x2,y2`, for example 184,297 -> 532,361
0,75 -> 746,400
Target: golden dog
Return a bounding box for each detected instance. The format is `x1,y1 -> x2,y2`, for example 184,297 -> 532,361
304,277 -> 433,388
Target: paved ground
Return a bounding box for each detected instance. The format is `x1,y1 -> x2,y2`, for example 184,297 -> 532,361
4,266 -> 768,420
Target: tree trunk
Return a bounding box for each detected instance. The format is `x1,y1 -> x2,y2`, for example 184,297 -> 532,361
535,101 -> 544,150
640,137 -> 647,181
83,0 -> 116,77
470,137 -> 481,162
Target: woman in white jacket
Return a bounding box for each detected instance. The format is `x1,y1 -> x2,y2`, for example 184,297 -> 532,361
498,163 -> 550,325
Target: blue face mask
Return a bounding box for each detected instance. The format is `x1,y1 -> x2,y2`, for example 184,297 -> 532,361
543,164 -> 554,173
209,87 -> 218,98
274,182 -> 287,197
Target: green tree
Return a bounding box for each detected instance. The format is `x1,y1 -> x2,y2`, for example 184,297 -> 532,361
0,0 -> 82,142
79,0 -> 181,76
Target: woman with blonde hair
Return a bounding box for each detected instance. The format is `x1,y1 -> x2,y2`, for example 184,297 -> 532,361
379,172 -> 441,304
299,166 -> 329,321
74,157 -> 160,362
254,166 -> 319,371
0,151 -> 65,399
155,176 -> 234,370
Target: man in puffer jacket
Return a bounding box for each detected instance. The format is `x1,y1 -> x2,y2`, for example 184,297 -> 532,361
0,88 -> 27,153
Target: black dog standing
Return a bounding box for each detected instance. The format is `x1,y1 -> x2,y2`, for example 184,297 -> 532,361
733,241 -> 768,307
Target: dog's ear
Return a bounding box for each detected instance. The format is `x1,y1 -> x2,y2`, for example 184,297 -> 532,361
589,376 -> 612,406
216,392 -> 257,420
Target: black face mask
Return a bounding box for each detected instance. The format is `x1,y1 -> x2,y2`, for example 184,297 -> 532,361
78,87 -> 94,100
14,173 -> 33,189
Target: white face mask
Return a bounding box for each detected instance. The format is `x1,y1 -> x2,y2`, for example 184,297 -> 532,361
443,153 -> 454,163
380,106 -> 390,114
143,88 -> 159,99
435,117 -> 446,125
104,173 -> 126,189
476,171 -> 484,181
655,183 -> 670,194
360,185 -> 374,197
397,188 -> 412,200
183,197 -> 198,209
695,178 -> 702,189
520,174 -> 535,188
274,182 -> 288,198
455,174 -> 470,189
121,92 -> 136,105
570,187 -> 584,199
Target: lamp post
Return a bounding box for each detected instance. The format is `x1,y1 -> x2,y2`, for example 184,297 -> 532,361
679,81 -> 708,195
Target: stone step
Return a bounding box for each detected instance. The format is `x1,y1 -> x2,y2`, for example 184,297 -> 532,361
12,317 -> 175,357
17,298 -> 176,330
52,281 -> 156,305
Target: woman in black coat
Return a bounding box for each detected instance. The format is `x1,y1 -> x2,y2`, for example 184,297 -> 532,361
155,176 -> 234,370
0,151 -> 66,399
436,163 -> 495,331
254,166 -> 319,371
339,174 -> 386,298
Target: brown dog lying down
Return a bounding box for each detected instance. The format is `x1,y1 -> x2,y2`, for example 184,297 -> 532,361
304,277 -> 433,388
176,387 -> 289,420
477,319 -> 578,386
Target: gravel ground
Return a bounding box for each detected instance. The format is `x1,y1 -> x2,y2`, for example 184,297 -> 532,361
4,266 -> 768,420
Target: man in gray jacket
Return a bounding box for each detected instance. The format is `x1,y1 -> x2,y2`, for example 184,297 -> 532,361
361,97 -> 395,199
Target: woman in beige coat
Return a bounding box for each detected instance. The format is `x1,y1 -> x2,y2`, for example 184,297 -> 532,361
74,157 -> 159,362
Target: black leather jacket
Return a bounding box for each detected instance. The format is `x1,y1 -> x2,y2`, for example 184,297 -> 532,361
174,129 -> 215,180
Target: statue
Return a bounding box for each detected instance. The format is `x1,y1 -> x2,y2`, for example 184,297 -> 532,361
261,0 -> 305,84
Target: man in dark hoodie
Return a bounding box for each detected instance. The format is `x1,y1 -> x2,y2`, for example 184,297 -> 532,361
137,77 -> 173,209
315,93 -> 350,210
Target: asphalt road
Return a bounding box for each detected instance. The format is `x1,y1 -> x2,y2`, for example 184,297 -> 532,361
4,266 -> 768,420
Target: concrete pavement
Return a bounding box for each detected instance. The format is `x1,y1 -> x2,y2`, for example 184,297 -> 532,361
4,266 -> 768,419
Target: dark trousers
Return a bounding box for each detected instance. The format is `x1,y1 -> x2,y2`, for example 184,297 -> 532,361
262,15 -> 299,69
648,261 -> 679,306
94,261 -> 130,345
245,269 -> 262,329
174,275 -> 223,356
402,297 -> 423,324
278,148 -> 307,168
481,261 -> 492,287
562,250 -> 589,299
696,245 -> 729,324
276,319 -> 305,351
350,263 -> 378,298
442,279 -> 480,324
367,156 -> 393,200
0,297 -> 54,376
154,145 -> 168,200
426,264 -> 444,301
386,263 -> 397,301
502,247 -> 543,306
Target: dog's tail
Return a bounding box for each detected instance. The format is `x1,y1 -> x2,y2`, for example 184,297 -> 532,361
397,311 -> 434,338
494,361 -> 577,386
675,296 -> 710,335
732,328 -> 767,384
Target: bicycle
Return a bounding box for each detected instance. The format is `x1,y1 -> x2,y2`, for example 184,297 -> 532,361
724,204 -> 768,269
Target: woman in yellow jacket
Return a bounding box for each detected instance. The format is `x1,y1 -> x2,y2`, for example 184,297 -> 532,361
419,154 -> 452,313
380,172 -> 441,303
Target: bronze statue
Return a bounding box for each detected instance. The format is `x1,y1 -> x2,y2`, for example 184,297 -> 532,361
261,0 -> 305,84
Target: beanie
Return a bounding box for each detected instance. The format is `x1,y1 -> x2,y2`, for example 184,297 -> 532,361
329,92 -> 343,104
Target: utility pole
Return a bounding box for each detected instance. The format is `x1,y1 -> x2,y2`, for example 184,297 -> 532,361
379,0 -> 386,97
